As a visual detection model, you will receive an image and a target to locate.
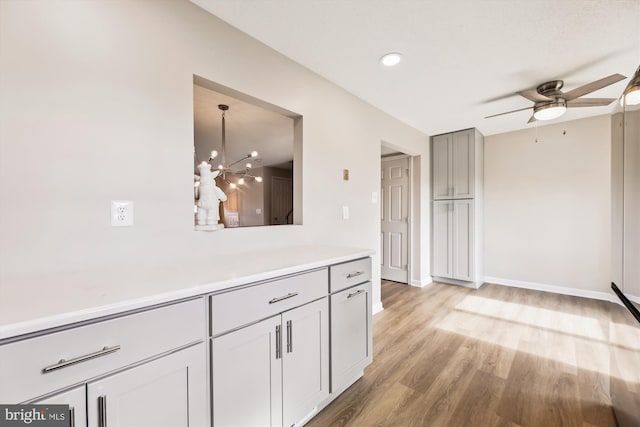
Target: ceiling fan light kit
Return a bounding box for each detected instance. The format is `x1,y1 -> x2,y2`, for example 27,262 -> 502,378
533,100 -> 567,121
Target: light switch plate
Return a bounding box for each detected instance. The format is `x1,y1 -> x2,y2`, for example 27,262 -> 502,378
342,206 -> 349,219
111,200 -> 134,226
371,191 -> 378,204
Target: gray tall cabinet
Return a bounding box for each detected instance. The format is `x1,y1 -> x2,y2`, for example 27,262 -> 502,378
431,128 -> 484,288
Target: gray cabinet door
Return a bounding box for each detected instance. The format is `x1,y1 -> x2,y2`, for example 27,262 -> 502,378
452,129 -> 474,199
452,200 -> 474,281
432,201 -> 453,278
282,298 -> 329,427
212,316 -> 282,427
432,133 -> 452,199
33,386 -> 86,427
432,200 -> 473,281
330,282 -> 372,394
87,343 -> 207,427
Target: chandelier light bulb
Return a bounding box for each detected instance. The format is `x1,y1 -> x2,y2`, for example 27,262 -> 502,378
229,183 -> 237,189
218,164 -> 224,170
238,178 -> 245,185
210,150 -> 218,159
246,163 -> 252,169
251,151 -> 258,157
255,176 -> 263,183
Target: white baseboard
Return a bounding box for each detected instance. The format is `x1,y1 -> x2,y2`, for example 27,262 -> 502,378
484,276 -> 618,303
410,278 -> 433,288
372,301 -> 384,315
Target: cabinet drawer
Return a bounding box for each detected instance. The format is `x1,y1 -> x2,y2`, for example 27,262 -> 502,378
0,298 -> 206,403
210,268 -> 328,336
329,258 -> 371,293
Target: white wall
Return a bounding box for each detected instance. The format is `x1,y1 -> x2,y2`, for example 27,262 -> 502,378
0,1 -> 428,309
484,115 -> 611,294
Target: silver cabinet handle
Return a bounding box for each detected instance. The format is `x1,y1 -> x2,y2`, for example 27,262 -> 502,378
347,271 -> 364,279
275,325 -> 282,359
269,292 -> 298,304
42,345 -> 121,373
70,407 -> 75,427
286,320 -> 293,353
347,289 -> 365,298
98,395 -> 107,427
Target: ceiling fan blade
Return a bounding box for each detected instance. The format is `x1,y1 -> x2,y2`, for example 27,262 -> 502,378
485,105 -> 533,119
527,115 -> 536,124
567,98 -> 616,107
563,74 -> 626,101
518,89 -> 552,102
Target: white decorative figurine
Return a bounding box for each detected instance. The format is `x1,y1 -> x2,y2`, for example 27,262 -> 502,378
195,161 -> 227,231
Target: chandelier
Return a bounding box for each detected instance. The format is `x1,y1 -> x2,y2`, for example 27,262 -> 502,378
208,104 -> 262,189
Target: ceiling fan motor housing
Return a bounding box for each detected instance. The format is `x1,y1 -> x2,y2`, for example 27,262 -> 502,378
537,80 -> 564,97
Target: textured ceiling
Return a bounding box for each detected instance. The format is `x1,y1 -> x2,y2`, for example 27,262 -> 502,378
192,0 -> 640,136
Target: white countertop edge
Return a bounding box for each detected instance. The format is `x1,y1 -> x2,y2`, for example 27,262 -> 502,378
0,248 -> 374,341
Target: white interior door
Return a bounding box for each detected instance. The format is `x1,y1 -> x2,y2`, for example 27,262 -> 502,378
381,156 -> 409,283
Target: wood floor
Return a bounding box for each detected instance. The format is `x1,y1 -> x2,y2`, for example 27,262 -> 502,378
307,281 -> 622,427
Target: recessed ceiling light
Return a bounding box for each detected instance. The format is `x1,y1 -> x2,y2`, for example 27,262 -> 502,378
380,52 -> 402,67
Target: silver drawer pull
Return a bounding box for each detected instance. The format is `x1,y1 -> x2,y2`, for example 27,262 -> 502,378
347,289 -> 365,298
347,271 -> 365,279
269,292 -> 298,304
275,325 -> 282,359
286,320 -> 293,353
98,395 -> 107,427
42,345 -> 121,373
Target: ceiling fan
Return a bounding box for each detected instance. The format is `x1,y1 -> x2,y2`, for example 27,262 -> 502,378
486,73 -> 627,123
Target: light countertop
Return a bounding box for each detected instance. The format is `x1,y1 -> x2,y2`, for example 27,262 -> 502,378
0,245 -> 374,341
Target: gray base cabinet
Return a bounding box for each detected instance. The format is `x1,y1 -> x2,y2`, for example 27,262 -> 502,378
2,299 -> 209,427
2,254 -> 373,427
212,298 -> 329,427
210,272 -> 330,427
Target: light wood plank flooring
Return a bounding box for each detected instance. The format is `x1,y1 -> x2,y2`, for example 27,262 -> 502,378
307,281 -> 619,427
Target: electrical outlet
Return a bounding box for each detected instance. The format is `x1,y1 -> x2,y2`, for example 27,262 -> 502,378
111,200 -> 134,226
